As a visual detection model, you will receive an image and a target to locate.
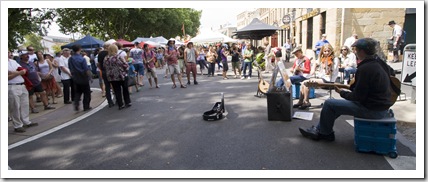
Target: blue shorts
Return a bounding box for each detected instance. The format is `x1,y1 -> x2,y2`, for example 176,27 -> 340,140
133,63 -> 145,76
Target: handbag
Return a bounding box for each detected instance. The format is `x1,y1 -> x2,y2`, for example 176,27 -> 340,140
128,76 -> 136,86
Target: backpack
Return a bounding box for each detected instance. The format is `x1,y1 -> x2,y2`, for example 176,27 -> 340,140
275,49 -> 282,57
400,30 -> 406,44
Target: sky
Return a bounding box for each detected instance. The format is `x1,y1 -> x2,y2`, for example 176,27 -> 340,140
47,8 -> 251,38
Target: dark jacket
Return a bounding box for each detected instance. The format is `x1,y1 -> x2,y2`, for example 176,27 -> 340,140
340,57 -> 392,111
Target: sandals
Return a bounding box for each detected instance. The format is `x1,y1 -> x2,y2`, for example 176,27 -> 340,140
172,84 -> 176,89
180,85 -> 187,88
293,103 -> 303,108
298,103 -> 311,110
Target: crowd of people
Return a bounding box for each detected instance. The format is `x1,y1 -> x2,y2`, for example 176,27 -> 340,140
8,20 -> 401,136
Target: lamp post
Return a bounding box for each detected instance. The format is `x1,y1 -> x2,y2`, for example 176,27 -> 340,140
290,8 -> 296,48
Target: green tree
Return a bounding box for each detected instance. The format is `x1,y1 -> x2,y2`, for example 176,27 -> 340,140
8,8 -> 56,49
55,8 -> 201,41
23,33 -> 43,51
52,44 -> 63,54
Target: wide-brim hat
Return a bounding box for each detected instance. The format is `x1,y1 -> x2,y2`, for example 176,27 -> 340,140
351,38 -> 377,55
291,46 -> 302,54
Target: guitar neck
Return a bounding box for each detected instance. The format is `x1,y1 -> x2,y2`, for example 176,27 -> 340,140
309,82 -> 350,89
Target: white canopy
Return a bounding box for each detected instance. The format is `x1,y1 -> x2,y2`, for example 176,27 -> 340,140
105,39 -> 116,44
190,29 -> 237,44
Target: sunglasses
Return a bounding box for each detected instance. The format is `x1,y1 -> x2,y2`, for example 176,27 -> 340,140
341,49 -> 347,51
28,49 -> 34,51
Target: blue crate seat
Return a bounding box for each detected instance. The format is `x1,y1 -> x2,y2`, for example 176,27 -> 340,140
353,116 -> 398,158
292,83 -> 315,99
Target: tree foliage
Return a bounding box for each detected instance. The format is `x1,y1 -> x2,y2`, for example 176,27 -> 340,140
55,8 -> 201,41
23,33 -> 43,51
8,8 -> 56,49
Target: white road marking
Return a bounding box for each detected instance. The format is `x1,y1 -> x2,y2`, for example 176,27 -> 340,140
8,88 -> 107,150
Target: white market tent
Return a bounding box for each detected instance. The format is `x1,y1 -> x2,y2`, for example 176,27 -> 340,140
190,29 -> 238,44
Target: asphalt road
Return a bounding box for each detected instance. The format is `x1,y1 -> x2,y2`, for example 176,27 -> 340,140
8,64 -> 417,177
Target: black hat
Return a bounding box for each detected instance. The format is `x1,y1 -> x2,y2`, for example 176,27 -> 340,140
134,41 -> 140,45
388,20 -> 396,25
351,38 -> 377,55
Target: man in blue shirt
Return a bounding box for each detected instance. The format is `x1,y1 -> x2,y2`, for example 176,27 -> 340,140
314,34 -> 329,60
68,44 -> 92,111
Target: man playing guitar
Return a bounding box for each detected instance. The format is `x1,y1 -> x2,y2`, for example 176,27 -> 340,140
274,46 -> 311,88
299,38 -> 397,141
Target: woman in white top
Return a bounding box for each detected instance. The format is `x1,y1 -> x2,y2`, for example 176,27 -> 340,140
38,52 -> 58,104
338,46 -> 357,83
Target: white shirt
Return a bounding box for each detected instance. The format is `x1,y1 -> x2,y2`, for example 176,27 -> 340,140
8,59 -> 25,84
393,24 -> 403,38
28,54 -> 37,63
58,55 -> 71,80
340,52 -> 357,68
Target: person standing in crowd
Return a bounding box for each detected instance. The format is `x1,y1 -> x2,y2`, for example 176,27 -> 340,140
156,48 -> 165,70
314,34 -> 329,61
178,44 -> 186,75
263,41 -> 272,73
206,46 -> 218,77
184,41 -> 199,84
51,52 -> 63,98
143,44 -> 160,88
97,43 -> 115,108
343,34 -> 358,49
130,41 -> 145,87
8,51 -> 39,133
220,44 -> 230,80
82,52 -> 92,70
127,54 -> 138,94
165,39 -> 186,88
215,44 -> 223,72
297,43 -> 339,110
196,46 -> 208,75
104,43 -> 131,110
58,48 -> 75,105
241,43 -> 253,80
27,46 -> 37,63
283,39 -> 292,62
39,52 -> 59,105
93,48 -> 106,97
388,20 -> 403,63
68,44 -> 92,112
299,38 -> 393,141
19,51 -> 56,113
338,45 -> 357,84
230,46 -> 241,78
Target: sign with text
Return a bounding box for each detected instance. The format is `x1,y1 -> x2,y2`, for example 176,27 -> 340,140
401,44 -> 416,86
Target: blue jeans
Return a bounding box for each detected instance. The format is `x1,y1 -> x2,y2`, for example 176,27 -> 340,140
317,99 -> 390,135
242,62 -> 252,78
275,75 -> 307,87
344,67 -> 357,80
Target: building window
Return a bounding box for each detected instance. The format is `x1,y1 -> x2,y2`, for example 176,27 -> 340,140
320,12 -> 326,36
307,17 -> 313,49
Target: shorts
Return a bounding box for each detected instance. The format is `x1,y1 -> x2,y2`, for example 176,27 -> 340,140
178,59 -> 185,71
97,71 -> 103,84
168,64 -> 181,75
222,61 -> 229,72
145,67 -> 158,79
29,83 -> 44,95
186,62 -> 197,75
232,61 -> 240,70
133,63 -> 145,76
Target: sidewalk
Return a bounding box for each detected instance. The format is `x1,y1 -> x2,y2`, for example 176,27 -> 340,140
8,88 -> 106,145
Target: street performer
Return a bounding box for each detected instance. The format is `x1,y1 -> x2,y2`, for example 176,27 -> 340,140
299,38 -> 394,141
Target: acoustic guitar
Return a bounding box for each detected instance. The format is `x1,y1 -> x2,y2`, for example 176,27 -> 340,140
304,76 -> 401,105
257,66 -> 270,94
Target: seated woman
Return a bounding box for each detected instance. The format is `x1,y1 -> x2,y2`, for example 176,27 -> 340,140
338,45 -> 357,83
275,46 -> 311,87
295,43 -> 339,110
